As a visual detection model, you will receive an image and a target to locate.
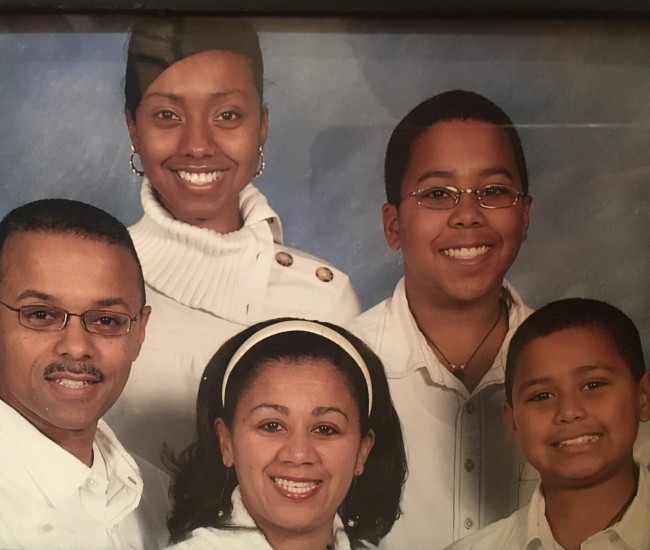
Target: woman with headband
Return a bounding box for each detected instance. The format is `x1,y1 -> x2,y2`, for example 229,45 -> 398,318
105,16 -> 361,465
166,318 -> 406,549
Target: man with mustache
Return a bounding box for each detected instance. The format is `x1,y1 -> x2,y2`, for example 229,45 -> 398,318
0,199 -> 168,549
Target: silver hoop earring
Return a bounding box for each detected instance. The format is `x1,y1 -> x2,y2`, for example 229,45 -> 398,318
253,146 -> 265,179
129,145 -> 145,177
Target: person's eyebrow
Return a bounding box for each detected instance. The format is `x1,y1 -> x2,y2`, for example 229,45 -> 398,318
479,167 -> 516,181
142,89 -> 247,102
417,170 -> 454,184
15,291 -> 131,310
312,406 -> 348,421
416,166 -> 516,185
515,376 -> 552,395
251,403 -> 289,415
16,290 -> 53,302
94,297 -> 133,310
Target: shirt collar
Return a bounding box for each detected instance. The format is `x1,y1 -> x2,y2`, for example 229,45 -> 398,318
606,462 -> 650,548
140,178 -> 283,244
0,400 -> 91,504
0,401 -> 143,515
524,463 -> 650,549
385,277 -> 530,394
525,483 -> 559,549
228,486 -> 351,549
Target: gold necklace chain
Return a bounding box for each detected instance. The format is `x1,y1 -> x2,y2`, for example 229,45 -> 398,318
425,299 -> 505,378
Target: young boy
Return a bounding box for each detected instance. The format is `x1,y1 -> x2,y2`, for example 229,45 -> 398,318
347,90 -> 534,548
448,297 -> 650,549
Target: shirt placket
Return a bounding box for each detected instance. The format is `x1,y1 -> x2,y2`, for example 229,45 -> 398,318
456,394 -> 481,540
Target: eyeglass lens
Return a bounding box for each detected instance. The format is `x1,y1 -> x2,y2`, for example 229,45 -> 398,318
415,185 -> 520,209
18,305 -> 132,335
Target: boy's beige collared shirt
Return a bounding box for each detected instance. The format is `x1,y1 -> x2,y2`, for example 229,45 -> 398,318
347,277 -> 536,549
448,461 -> 650,549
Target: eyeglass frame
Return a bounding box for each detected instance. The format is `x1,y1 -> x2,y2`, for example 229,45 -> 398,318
0,300 -> 143,337
406,184 -> 527,210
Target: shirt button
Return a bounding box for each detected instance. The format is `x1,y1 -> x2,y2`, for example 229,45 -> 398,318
86,477 -> 97,488
275,251 -> 294,267
465,401 -> 475,414
315,266 -> 334,282
465,459 -> 475,472
464,518 -> 474,530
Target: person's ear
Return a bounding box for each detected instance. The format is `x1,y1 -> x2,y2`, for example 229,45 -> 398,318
131,305 -> 151,358
520,195 -> 532,243
382,203 -> 401,251
502,400 -> 520,444
125,109 -> 140,151
638,371 -> 650,422
354,429 -> 376,476
215,418 -> 234,467
259,105 -> 269,147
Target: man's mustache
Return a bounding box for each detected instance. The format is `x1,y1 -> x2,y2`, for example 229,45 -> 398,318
43,363 -> 105,382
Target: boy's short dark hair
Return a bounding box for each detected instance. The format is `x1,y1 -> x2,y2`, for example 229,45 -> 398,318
505,298 -> 646,405
384,89 -> 529,207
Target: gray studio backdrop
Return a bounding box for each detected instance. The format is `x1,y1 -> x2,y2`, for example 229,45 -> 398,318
0,15 -> 648,358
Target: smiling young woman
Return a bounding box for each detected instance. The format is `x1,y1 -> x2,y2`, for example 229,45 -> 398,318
104,16 -> 361,466
165,318 -> 406,550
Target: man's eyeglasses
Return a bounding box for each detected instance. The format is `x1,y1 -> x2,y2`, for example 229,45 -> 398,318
0,301 -> 141,337
407,184 -> 526,210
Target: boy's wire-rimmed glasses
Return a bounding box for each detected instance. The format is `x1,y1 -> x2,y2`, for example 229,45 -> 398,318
407,184 -> 526,210
0,301 -> 140,337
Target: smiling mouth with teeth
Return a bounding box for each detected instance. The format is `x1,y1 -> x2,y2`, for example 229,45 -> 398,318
177,170 -> 223,185
555,434 -> 602,447
50,378 -> 100,389
442,245 -> 491,260
272,477 -> 321,495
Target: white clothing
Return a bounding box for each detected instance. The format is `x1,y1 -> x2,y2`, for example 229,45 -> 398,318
0,400 -> 170,550
448,462 -> 650,550
106,180 -> 361,466
347,278 -> 536,550
166,486 -> 352,550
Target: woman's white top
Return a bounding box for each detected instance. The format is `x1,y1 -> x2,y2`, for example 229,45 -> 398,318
166,487 -> 352,550
105,180 -> 361,466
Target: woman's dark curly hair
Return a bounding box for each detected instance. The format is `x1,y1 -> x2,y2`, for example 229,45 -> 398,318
166,317 -> 407,548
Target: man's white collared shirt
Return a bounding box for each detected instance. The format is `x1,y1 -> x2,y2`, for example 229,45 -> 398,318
0,400 -> 169,549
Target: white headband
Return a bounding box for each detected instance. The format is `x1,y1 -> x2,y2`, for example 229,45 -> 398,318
221,320 -> 373,415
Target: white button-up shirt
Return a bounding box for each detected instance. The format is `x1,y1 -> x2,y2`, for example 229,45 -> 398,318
448,462 -> 650,550
347,278 -> 536,550
0,400 -> 170,549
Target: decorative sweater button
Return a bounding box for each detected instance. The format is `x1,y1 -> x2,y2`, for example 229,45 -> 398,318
275,251 -> 294,267
464,459 -> 475,472
315,266 -> 333,282
464,518 -> 474,529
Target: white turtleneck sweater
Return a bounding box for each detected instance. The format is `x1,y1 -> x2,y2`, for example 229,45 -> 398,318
104,180 -> 361,466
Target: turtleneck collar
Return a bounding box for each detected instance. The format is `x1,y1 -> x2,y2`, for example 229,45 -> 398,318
130,178 -> 283,324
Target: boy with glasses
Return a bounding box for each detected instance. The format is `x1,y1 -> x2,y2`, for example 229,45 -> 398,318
0,199 -> 168,549
348,90 -> 533,548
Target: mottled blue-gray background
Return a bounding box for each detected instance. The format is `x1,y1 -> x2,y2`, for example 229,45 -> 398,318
0,15 -> 648,357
